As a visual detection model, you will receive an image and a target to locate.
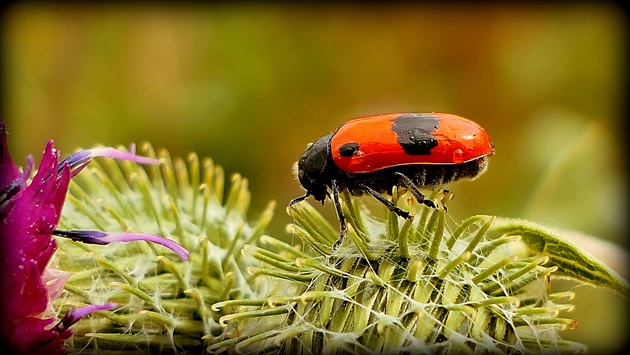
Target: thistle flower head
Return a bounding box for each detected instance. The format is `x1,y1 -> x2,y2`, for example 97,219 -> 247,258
0,119 -> 188,353
50,141 -> 276,352
212,189 -> 628,354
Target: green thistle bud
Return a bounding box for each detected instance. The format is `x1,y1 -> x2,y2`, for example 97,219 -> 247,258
213,189 -> 627,354
54,143 -> 275,352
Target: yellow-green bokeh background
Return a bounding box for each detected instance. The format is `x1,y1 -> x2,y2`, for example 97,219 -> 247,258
2,3 -> 627,353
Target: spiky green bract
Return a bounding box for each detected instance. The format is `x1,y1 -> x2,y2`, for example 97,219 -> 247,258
212,191 -> 610,354
54,143 -> 275,353
489,218 -> 629,301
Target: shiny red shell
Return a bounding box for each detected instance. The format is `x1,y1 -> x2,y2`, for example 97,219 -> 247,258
330,113 -> 494,174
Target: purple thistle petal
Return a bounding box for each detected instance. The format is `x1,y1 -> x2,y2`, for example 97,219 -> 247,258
0,155 -> 33,207
0,119 -> 22,189
58,146 -> 159,177
8,317 -> 68,355
52,229 -> 109,245
86,145 -> 159,165
53,303 -> 118,333
57,150 -> 91,177
53,229 -> 190,261
6,303 -> 117,354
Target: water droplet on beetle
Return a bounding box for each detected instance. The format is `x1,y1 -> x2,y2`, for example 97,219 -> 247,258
452,149 -> 465,164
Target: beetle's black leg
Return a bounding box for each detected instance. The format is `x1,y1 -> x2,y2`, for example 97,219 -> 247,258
359,184 -> 411,219
331,180 -> 347,249
289,192 -> 311,207
393,171 -> 438,210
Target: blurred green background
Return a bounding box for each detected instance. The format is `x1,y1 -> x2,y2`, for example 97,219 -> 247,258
1,3 -> 627,353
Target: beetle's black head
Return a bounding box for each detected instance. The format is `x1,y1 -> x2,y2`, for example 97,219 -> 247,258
295,133 -> 335,203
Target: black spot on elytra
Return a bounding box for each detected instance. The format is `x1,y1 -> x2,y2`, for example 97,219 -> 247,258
339,142 -> 360,157
392,114 -> 439,155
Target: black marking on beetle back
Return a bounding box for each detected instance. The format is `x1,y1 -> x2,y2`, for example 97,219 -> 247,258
339,142 -> 360,157
392,114 -> 439,155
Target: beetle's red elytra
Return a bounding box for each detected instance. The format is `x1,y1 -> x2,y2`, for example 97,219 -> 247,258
291,112 -> 494,247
